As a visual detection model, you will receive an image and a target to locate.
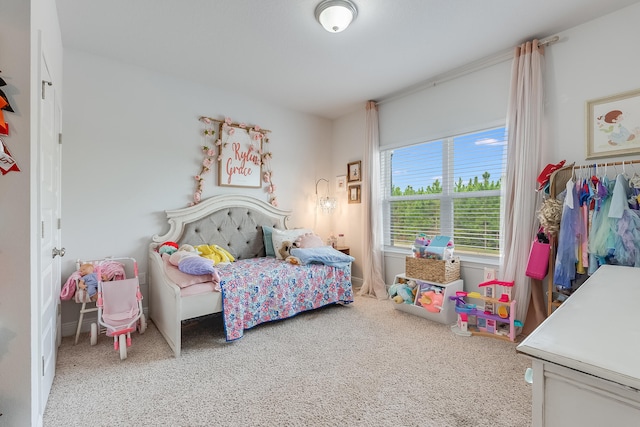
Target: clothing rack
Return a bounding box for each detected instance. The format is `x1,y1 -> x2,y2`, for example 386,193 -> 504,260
571,159 -> 640,172
545,158 -> 640,316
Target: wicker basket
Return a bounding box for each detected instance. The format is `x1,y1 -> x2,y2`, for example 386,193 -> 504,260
405,256 -> 461,283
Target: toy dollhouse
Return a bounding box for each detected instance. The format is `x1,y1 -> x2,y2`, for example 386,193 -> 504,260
450,279 -> 523,342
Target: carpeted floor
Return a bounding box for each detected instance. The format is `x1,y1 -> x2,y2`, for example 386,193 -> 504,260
44,295 -> 532,427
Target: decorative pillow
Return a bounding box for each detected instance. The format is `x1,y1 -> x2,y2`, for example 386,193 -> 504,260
295,233 -> 325,248
178,255 -> 219,277
162,254 -> 215,289
271,228 -> 313,260
262,226 -> 275,257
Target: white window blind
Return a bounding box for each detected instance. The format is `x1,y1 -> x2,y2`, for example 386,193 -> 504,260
381,126 -> 507,255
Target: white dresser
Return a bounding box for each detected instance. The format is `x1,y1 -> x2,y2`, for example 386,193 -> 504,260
517,265 -> 640,426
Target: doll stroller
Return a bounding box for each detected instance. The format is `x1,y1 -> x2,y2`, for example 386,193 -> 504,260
90,257 -> 146,360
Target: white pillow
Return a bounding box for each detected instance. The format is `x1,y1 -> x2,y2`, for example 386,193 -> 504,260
271,228 -> 313,260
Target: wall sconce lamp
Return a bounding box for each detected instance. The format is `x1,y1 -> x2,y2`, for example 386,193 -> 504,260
314,0 -> 358,33
315,178 -> 337,214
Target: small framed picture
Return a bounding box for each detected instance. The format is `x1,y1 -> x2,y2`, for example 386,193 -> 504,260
347,160 -> 361,182
336,175 -> 347,192
348,184 -> 361,204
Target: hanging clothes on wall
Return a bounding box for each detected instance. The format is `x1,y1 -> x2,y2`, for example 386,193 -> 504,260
553,179 -> 580,289
608,172 -> 640,267
559,166 -> 640,280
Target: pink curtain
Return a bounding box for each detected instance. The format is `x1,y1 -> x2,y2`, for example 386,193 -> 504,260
358,101 -> 387,299
501,41 -> 545,330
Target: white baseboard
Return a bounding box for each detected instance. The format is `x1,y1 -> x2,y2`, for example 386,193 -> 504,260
62,307 -> 149,337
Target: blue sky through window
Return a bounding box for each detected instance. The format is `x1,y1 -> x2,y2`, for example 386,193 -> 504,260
391,127 -> 506,191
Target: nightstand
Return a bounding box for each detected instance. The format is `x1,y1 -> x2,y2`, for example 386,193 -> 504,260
336,246 -> 350,255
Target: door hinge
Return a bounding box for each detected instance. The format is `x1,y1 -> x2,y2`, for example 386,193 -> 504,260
42,80 -> 52,100
42,356 -> 45,376
41,221 -> 45,239
58,133 -> 62,144
58,218 -> 61,230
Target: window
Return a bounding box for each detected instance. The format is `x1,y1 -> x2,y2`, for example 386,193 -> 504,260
381,126 -> 507,255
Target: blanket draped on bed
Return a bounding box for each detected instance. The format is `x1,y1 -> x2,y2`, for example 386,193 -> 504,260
217,257 -> 353,341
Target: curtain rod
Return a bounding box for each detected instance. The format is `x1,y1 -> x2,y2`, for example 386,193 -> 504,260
538,35 -> 559,47
377,35 -> 560,106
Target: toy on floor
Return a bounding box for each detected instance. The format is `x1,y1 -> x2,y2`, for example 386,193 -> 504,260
90,257 -> 146,360
449,280 -> 522,342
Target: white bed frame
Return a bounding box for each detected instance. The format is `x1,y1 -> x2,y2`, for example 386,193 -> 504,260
148,194 -> 291,357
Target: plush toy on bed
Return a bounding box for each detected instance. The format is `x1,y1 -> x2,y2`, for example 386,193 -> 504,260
279,241 -> 302,265
195,244 -> 235,265
158,241 -> 179,256
169,245 -> 220,283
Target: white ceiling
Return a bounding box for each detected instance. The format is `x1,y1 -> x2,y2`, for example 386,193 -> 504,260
56,0 -> 639,119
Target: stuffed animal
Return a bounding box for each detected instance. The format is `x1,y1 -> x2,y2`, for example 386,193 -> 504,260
388,280 -> 417,304
418,290 -> 443,313
279,241 -> 302,265
168,247 -> 221,283
158,241 -> 179,256
279,240 -> 295,259
195,244 -> 235,264
285,255 -> 301,265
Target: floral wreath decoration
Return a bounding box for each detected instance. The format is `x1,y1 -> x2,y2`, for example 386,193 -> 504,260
194,116 -> 275,207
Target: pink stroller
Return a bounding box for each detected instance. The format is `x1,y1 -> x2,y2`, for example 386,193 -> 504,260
90,257 -> 146,360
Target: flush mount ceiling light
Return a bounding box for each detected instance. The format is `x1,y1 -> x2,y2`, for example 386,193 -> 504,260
314,0 -> 358,33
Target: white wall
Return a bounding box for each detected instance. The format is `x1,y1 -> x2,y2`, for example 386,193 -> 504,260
330,107 -> 366,283
545,3 -> 640,165
60,49 -> 333,330
0,0 -> 63,424
334,2 -> 640,294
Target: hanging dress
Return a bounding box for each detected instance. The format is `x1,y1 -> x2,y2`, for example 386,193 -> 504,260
609,174 -> 640,267
554,180 -> 581,289
588,176 -> 617,268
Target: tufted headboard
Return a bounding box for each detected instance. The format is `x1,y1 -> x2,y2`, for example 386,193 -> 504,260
150,195 -> 291,260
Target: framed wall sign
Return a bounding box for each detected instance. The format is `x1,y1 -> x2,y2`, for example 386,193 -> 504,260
336,175 -> 347,192
347,160 -> 361,182
348,184 -> 361,204
586,88 -> 640,159
218,123 -> 262,187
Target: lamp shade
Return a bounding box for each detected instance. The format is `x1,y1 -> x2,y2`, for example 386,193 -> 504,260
315,0 -> 358,33
315,178 -> 337,214
318,195 -> 337,214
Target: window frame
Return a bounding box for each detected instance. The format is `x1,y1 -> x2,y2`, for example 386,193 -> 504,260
380,124 -> 507,258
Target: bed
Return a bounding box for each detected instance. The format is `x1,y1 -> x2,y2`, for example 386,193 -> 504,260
148,194 -> 354,357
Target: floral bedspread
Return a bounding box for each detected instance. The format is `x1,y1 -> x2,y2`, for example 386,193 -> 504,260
217,257 -> 353,341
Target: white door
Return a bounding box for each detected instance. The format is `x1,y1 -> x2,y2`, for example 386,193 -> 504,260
39,50 -> 63,415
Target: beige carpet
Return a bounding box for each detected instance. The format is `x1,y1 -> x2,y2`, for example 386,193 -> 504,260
44,296 -> 532,427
